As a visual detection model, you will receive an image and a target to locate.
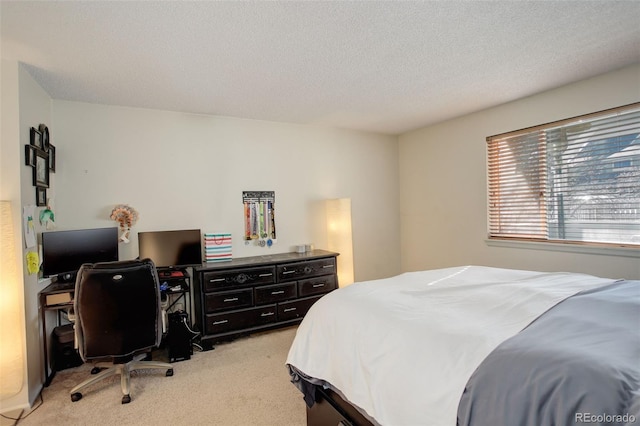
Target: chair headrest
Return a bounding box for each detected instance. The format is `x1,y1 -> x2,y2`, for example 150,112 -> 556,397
80,258 -> 156,272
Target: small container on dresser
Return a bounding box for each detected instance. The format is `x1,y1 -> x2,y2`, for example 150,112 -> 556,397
193,250 -> 339,349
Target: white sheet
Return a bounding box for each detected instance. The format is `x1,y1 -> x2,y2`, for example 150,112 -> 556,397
286,265 -> 617,426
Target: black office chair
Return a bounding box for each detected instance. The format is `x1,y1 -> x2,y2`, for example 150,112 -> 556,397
69,259 -> 174,404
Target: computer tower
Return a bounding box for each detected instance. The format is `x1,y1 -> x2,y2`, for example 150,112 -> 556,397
167,311 -> 196,362
52,324 -> 83,371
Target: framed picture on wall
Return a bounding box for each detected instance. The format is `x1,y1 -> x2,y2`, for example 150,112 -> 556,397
25,145 -> 36,166
30,127 -> 43,150
33,149 -> 49,188
39,124 -> 50,151
36,187 -> 47,206
49,145 -> 56,172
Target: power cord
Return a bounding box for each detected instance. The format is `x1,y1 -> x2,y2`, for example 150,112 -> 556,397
0,410 -> 23,426
179,314 -> 200,341
171,311 -> 202,352
0,391 -> 44,425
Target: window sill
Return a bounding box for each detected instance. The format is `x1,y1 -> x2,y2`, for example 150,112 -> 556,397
485,239 -> 640,258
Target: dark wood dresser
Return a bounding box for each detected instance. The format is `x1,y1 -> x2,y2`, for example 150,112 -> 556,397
193,249 -> 339,349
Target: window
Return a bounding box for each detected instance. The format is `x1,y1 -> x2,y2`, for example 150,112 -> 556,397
487,103 -> 640,248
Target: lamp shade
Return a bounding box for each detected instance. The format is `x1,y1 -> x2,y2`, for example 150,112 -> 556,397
326,198 -> 354,286
0,200 -> 24,398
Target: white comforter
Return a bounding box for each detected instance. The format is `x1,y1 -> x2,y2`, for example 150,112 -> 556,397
286,265 -> 617,426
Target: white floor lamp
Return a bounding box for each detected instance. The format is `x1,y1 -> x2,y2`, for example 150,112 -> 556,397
0,200 -> 25,401
325,198 -> 354,287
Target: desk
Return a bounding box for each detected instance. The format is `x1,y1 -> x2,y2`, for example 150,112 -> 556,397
157,268 -> 192,324
39,281 -> 75,386
39,271 -> 192,385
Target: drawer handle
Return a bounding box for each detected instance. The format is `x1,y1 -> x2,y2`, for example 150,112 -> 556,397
312,283 -> 326,288
271,290 -> 285,295
282,270 -> 296,275
223,297 -> 239,302
259,273 -> 273,277
283,307 -> 296,313
260,312 -> 275,317
322,265 -> 334,269
209,278 -> 226,283
213,320 -> 228,325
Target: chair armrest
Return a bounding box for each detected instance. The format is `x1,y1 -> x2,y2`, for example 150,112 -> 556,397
161,307 -> 168,334
160,293 -> 168,334
66,307 -> 80,350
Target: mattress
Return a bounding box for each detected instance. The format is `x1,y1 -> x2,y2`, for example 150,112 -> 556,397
286,265 -> 619,425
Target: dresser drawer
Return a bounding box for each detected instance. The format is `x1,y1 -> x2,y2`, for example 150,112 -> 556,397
204,304 -> 277,335
204,288 -> 253,313
277,258 -> 336,281
298,275 -> 337,297
254,282 -> 297,305
278,295 -> 324,321
202,266 -> 275,291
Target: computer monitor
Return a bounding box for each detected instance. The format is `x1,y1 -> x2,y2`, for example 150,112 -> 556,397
42,227 -> 119,281
138,229 -> 202,269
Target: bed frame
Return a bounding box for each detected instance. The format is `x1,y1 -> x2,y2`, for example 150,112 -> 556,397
307,385 -> 374,426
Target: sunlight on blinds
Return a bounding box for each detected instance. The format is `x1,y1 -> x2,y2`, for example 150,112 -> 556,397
487,103 -> 640,247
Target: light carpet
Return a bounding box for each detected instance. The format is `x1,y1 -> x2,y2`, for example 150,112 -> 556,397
2,326 -> 306,426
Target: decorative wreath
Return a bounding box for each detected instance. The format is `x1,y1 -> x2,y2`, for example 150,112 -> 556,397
110,204 -> 139,243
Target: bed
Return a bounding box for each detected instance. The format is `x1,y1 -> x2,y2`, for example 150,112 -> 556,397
286,265 -> 640,426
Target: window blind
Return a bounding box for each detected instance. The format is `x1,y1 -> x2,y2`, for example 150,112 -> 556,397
487,103 -> 640,247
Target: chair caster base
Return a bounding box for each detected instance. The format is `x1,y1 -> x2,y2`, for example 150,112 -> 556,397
71,392 -> 82,402
122,395 -> 131,404
90,367 -> 102,374
166,369 -> 173,377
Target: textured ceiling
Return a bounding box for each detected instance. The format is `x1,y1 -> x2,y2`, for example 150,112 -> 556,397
1,1 -> 639,135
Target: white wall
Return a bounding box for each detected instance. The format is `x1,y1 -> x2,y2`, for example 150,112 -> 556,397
51,101 -> 401,282
19,64 -> 54,408
399,64 -> 640,280
0,61 -> 53,412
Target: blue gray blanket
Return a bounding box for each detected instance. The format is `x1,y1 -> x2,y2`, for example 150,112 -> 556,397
457,280 -> 640,426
